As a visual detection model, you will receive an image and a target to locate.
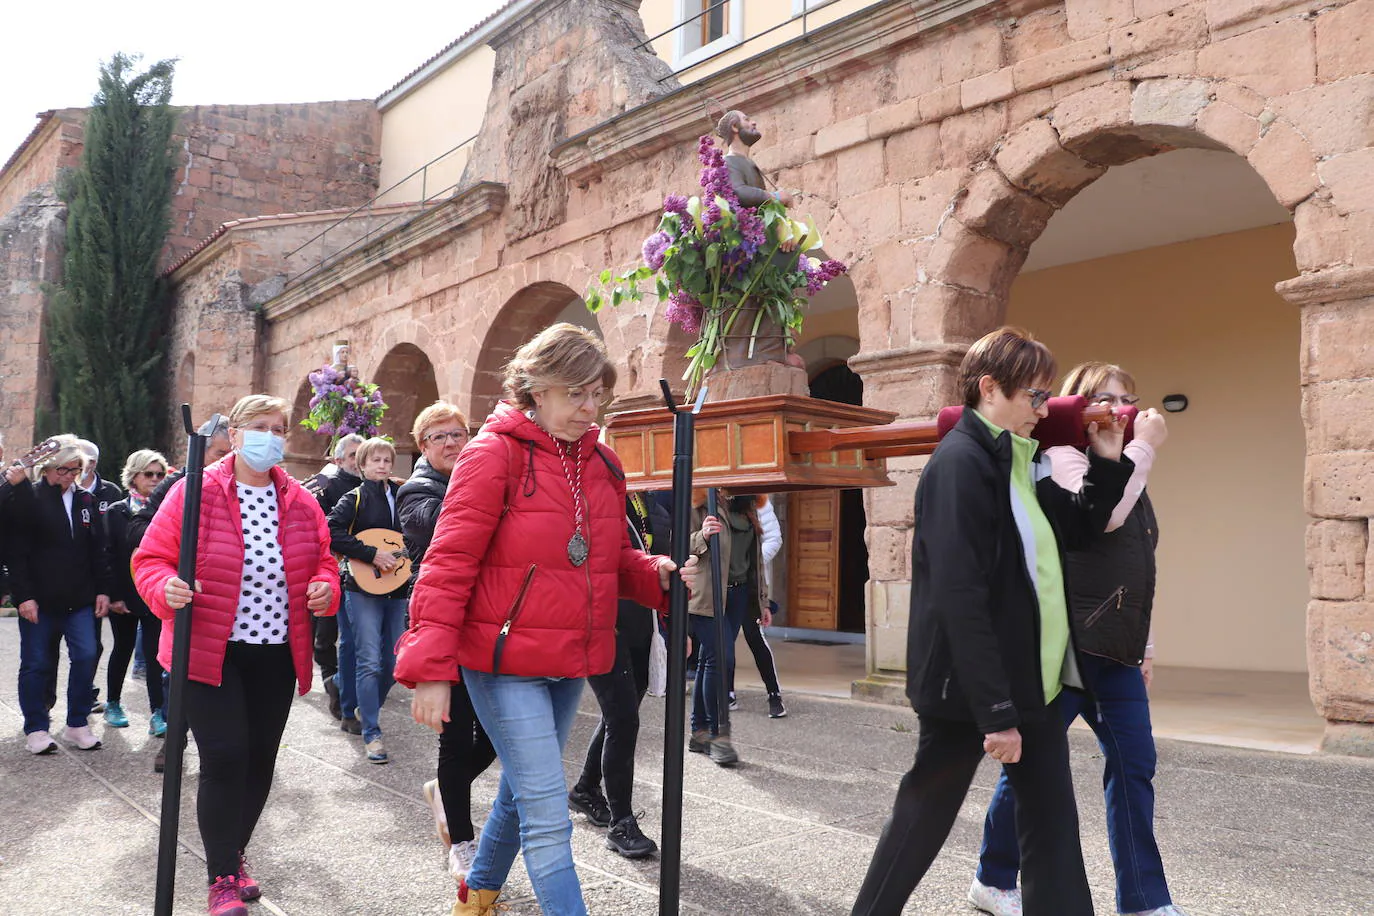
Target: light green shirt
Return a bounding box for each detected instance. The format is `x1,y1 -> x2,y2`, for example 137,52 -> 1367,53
973,410 -> 1070,704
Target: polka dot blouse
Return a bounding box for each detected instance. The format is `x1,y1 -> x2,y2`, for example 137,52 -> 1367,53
232,483 -> 290,645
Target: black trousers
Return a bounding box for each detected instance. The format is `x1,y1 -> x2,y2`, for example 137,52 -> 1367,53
437,681 -> 497,844
107,611 -> 164,711
728,611 -> 781,697
312,614 -> 339,680
578,615 -> 653,822
183,641 -> 296,881
851,697 -> 1093,916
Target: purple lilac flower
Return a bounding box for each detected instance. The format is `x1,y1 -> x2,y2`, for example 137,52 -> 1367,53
663,193 -> 689,215
665,290 -> 704,335
642,230 -> 672,270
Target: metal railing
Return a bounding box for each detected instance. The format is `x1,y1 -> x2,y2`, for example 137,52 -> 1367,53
639,0 -> 845,83
283,132 -> 479,287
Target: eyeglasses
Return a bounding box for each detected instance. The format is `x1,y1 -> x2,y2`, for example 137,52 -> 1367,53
424,430 -> 468,444
52,465 -> 82,477
1091,393 -> 1141,407
562,386 -> 613,409
140,470 -> 167,480
1023,388 -> 1053,410
236,424 -> 289,436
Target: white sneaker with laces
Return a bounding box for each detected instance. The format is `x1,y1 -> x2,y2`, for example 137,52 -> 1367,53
449,834 -> 480,883
1127,907 -> 1190,916
423,779 -> 451,848
65,725 -> 101,750
25,731 -> 57,755
968,878 -> 1022,916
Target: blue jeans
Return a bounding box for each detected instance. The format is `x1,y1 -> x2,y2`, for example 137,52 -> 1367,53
977,656 -> 1171,913
347,591 -> 406,743
18,606 -> 99,733
463,669 -> 586,916
690,584 -> 746,735
334,591 -> 358,719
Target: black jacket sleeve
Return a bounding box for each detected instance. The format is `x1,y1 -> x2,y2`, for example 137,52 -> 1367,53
1036,451 -> 1135,552
397,479 -> 443,566
127,470 -> 183,552
6,484 -> 37,606
87,492 -> 114,597
917,452 -> 1018,734
104,504 -> 136,604
328,486 -> 375,562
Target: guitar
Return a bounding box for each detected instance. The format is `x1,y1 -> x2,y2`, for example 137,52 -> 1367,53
8,438 -> 62,475
347,528 -> 413,595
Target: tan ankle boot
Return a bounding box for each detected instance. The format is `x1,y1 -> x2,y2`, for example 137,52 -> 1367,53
450,880 -> 504,915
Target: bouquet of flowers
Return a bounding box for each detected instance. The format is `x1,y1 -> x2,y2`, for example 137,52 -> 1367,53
299,363 -> 387,452
585,134 -> 846,395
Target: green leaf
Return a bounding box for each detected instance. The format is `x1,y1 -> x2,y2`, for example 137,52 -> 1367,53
599,268 -> 611,285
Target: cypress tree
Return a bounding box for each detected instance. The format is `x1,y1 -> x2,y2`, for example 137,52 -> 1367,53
46,53 -> 178,479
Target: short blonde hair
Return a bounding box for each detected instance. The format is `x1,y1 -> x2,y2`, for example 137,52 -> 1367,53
121,449 -> 169,490
502,323 -> 616,411
354,437 -> 396,471
412,401 -> 469,449
1060,362 -> 1137,398
227,395 -> 291,429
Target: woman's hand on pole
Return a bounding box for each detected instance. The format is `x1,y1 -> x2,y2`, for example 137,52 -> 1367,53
306,580 -> 333,615
983,727 -> 1023,764
412,681 -> 452,733
1086,410 -> 1128,461
163,576 -> 199,610
679,555 -> 701,595
655,556 -> 680,591
699,515 -> 723,539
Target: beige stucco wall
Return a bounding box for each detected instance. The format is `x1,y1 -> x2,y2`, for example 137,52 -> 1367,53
376,45 -> 496,205
1008,223 -> 1308,672
642,0 -> 876,81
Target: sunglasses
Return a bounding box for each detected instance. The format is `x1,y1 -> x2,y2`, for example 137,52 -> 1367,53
140,470 -> 167,479
1023,388 -> 1053,410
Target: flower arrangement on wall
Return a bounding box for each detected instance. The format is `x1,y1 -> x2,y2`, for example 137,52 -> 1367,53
585,134 -> 847,395
299,363 -> 387,451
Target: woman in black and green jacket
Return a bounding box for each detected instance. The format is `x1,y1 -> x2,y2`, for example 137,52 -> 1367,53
851,327 -> 1133,916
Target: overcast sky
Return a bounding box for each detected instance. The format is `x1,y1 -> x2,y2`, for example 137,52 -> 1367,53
1,0 -> 509,165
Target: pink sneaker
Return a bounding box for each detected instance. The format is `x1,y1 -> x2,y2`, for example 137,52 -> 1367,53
235,852 -> 260,901
207,875 -> 246,916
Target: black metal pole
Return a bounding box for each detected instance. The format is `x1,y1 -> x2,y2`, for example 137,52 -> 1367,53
154,406 -> 216,916
658,379 -> 701,916
705,488 -> 730,739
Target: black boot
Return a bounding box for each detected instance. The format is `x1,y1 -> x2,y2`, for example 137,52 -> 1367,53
605,815 -> 658,859
567,784 -> 612,827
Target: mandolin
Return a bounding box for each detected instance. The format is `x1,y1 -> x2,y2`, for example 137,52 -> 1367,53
347,528 -> 413,595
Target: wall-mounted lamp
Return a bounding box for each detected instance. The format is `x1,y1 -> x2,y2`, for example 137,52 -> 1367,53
1161,394 -> 1189,413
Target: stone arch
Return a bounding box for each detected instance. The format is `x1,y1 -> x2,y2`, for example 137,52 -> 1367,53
284,377 -> 320,479
468,281 -> 587,421
795,334 -> 860,378
373,342 -> 441,473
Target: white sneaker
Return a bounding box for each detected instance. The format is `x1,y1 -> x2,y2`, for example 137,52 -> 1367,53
64,725 -> 101,750
1127,907 -> 1191,916
968,878 -> 1022,916
25,731 -> 57,755
423,779 -> 452,849
449,835 -> 480,883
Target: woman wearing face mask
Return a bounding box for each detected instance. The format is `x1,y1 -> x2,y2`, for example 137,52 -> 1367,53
395,323 -> 699,916
328,436 -> 408,765
133,395 -> 339,916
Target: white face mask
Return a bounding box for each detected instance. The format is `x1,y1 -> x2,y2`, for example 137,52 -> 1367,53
238,430 -> 285,472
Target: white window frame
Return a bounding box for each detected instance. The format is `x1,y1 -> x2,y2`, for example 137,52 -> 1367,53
674,0 -> 746,71
792,0 -> 840,14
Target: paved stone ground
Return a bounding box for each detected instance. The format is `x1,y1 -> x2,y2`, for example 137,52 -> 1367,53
0,617 -> 1371,915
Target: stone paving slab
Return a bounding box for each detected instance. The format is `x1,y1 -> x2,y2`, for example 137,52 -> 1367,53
1,618 -> 1372,915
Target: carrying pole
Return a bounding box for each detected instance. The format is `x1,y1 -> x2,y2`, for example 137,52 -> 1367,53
704,488 -> 730,738
153,406 -> 216,916
658,380 -> 705,916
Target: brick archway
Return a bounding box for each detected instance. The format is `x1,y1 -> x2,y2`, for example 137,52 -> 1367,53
373,342 -> 440,467
467,281 -> 586,421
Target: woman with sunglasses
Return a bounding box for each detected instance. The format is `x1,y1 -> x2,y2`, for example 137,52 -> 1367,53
852,328 -> 1133,916
970,362 -> 1181,916
101,450 -> 172,735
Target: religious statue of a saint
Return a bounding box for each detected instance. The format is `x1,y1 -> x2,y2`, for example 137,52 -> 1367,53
716,110 -> 799,229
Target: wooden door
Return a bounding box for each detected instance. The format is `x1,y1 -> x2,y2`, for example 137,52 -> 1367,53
787,489 -> 840,630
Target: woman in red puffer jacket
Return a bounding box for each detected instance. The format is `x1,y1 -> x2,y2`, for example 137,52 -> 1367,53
134,395 -> 339,916
396,323 -> 697,916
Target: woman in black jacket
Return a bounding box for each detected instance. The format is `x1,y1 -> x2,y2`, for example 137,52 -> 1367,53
398,401 -> 496,883
328,437 -> 408,766
102,449 -> 171,735
851,327 -> 1132,916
